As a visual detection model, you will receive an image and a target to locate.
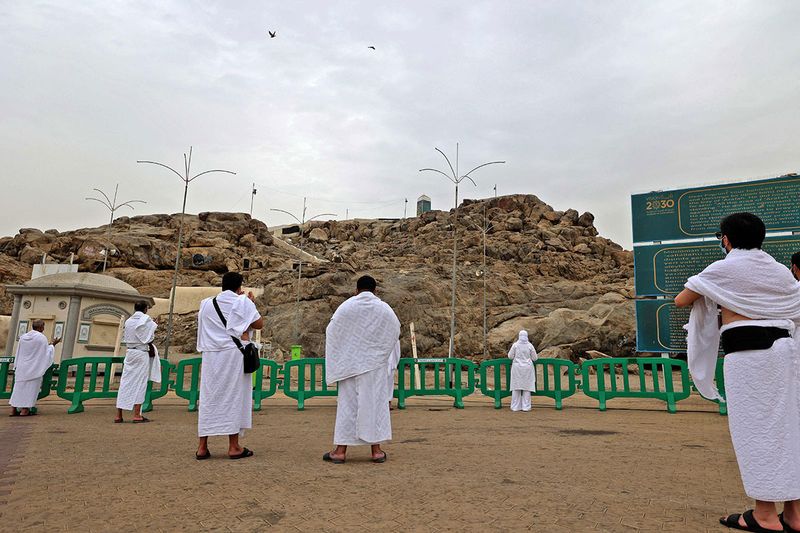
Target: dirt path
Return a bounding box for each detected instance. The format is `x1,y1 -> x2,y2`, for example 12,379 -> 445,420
0,393 -> 748,532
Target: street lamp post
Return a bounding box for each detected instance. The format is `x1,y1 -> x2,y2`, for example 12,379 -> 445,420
468,204 -> 492,358
85,184 -> 146,272
420,143 -> 504,357
137,147 -> 236,358
270,197 -> 336,343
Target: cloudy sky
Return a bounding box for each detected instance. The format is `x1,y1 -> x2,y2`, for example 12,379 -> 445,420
1,1 -> 798,248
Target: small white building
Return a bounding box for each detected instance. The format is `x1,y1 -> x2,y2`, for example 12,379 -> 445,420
4,273 -> 154,363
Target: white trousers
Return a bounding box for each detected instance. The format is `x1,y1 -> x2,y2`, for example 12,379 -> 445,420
511,390 -> 531,412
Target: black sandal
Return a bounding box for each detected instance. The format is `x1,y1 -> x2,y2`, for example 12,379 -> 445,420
195,450 -> 211,460
371,451 -> 388,463
132,417 -> 150,424
229,447 -> 253,460
322,452 -> 345,464
780,513 -> 800,533
720,510 -> 784,532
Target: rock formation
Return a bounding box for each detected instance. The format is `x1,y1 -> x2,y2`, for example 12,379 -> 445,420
0,195 -> 635,360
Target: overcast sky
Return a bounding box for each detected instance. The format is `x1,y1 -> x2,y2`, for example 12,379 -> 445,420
1,1 -> 798,248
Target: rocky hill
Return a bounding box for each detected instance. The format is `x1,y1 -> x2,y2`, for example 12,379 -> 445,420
0,195 -> 635,361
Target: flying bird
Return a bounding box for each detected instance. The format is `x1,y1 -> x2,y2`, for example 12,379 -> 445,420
367,46 -> 375,50
268,30 -> 277,38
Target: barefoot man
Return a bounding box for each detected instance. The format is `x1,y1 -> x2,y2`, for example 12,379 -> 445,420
9,320 -> 58,417
676,213 -> 800,533
195,272 -> 263,460
323,275 -> 401,464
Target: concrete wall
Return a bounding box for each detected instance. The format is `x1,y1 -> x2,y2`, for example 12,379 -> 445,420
150,286 -> 264,319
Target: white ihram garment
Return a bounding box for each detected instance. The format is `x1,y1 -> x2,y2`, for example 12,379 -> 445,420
196,291 -> 261,437
10,331 -> 54,409
508,330 -> 537,412
684,248 -> 800,501
326,291 -> 401,445
116,312 -> 161,411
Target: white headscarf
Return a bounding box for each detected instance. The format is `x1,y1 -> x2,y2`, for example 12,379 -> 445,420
517,330 -> 530,344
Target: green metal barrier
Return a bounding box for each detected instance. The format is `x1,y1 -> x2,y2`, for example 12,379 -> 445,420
283,358 -> 337,410
142,359 -> 174,413
1,357 -> 58,414
253,359 -> 282,411
478,358 -> 578,410
581,357 -> 692,413
174,357 -> 202,411
56,356 -> 170,414
396,357 -> 476,409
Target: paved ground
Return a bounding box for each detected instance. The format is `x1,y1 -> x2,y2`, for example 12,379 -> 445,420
0,392 -> 753,532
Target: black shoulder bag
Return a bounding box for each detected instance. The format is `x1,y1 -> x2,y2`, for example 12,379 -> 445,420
211,297 -> 261,374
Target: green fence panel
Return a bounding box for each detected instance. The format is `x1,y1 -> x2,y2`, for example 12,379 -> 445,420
174,357 -> 202,412
253,359 -> 282,411
283,358 -> 337,410
142,359 -> 174,413
1,357 -> 58,414
396,357 -> 476,409
580,357 -> 692,413
56,356 -> 170,414
478,358 -> 578,409
56,356 -> 123,414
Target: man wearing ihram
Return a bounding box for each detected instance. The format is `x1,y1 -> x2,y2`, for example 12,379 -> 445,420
675,213 -> 800,533
195,272 -> 263,461
323,275 -> 401,464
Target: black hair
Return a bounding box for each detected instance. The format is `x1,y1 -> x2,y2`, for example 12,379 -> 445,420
719,212 -> 766,250
222,272 -> 244,292
134,301 -> 149,313
792,251 -> 800,268
356,275 -> 377,293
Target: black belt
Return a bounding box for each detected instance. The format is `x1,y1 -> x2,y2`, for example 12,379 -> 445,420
720,326 -> 791,355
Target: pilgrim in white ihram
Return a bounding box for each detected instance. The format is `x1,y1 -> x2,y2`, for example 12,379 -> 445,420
508,330 -> 537,412
115,302 -> 161,423
9,321 -> 57,416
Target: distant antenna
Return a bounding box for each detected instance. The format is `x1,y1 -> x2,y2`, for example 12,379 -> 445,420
403,198 -> 408,219
250,182 -> 257,216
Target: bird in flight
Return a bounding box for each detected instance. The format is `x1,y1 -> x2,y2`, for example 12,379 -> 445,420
268,30 -> 277,38
367,46 -> 375,50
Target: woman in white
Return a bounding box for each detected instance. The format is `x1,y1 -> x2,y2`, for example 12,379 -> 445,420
508,330 -> 537,412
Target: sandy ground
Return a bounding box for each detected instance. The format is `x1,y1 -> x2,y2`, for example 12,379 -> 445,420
0,392 -> 753,532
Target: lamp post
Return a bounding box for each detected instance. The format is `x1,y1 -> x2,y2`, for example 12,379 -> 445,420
270,197 -> 336,343
468,204 -> 493,358
137,147 -> 236,357
420,144 -> 504,357
85,184 -> 146,272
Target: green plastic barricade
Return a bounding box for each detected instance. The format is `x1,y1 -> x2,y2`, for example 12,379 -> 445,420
478,358 -> 578,410
142,359 -> 174,413
283,357 -> 337,410
174,357 -> 202,412
395,357 -> 476,409
580,357 -> 692,413
56,356 -> 170,414
253,359 -> 281,411
1,357 -> 58,414
57,356 -> 122,414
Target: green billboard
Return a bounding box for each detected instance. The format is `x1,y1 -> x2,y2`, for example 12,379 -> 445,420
635,299 -> 690,353
631,174 -> 800,243
634,235 -> 800,296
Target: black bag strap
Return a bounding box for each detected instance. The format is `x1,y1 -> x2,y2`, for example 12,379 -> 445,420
212,297 -> 246,353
